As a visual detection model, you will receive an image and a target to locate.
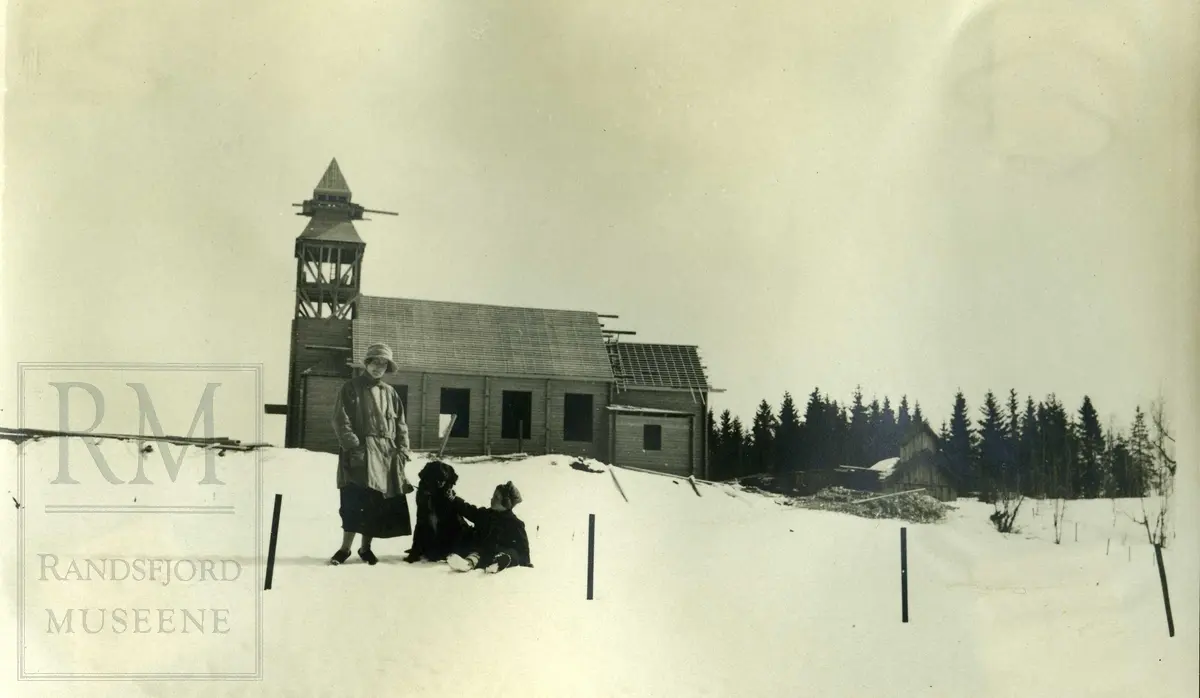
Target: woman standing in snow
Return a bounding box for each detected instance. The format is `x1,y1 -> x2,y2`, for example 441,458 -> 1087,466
329,343 -> 415,565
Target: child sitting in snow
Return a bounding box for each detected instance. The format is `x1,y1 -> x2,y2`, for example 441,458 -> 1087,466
445,481 -> 533,574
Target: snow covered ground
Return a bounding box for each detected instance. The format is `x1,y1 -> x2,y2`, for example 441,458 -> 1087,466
2,437 -> 1197,697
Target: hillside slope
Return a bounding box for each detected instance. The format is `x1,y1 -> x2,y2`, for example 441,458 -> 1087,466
1,438 -> 1196,697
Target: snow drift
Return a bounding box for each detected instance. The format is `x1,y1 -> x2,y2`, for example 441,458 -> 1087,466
0,436 -> 1195,697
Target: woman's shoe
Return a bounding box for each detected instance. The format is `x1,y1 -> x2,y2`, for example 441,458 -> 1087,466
330,549 -> 352,566
357,548 -> 378,565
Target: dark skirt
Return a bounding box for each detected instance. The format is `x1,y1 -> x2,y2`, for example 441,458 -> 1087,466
339,484 -> 412,538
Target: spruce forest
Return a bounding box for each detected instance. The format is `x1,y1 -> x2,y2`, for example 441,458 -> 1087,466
707,386 -> 1175,502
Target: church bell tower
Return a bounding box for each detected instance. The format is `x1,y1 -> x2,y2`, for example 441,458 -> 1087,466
292,158 -> 396,320
279,159 -> 397,447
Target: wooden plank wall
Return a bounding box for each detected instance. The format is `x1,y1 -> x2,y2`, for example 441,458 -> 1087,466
887,460 -> 956,501
419,374 -> 486,455
373,372 -> 611,459
546,380 -> 611,461
612,414 -> 692,476
301,375 -> 345,454
290,318 -> 352,448
486,378 -> 547,455
612,388 -> 704,476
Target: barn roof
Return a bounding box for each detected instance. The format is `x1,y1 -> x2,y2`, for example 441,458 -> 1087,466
607,342 -> 712,390
352,296 -> 616,381
901,420 -> 939,447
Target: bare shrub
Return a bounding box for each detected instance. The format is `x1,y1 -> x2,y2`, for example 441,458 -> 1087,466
1052,489 -> 1068,545
989,473 -> 1024,534
1136,397 -> 1176,548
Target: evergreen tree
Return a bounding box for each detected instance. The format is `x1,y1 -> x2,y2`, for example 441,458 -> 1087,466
1128,406 -> 1152,496
1108,433 -> 1133,497
800,388 -> 826,470
1100,423 -> 1119,497
946,391 -> 976,492
848,386 -> 870,466
749,400 -> 778,475
706,408 -> 718,476
775,393 -> 802,475
716,410 -> 736,479
819,397 -> 849,466
912,401 -> 925,427
1039,395 -> 1076,499
975,390 -> 1008,500
881,397 -> 898,458
731,416 -> 748,477
866,397 -> 883,463
1074,396 -> 1105,498
1019,398 -> 1039,496
1005,389 -> 1021,478
897,395 -> 912,433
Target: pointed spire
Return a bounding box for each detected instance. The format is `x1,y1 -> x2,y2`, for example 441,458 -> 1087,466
314,158 -> 351,198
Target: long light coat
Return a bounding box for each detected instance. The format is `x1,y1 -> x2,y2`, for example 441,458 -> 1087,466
331,374 -> 412,497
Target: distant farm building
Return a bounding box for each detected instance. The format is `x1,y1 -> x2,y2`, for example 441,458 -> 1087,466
875,422 -> 958,501
268,160 -> 719,478
790,421 -> 959,501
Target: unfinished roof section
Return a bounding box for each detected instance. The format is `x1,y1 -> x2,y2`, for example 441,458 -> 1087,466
352,296 -> 616,381
608,342 -> 713,390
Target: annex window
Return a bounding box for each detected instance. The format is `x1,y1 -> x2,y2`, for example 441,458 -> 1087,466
643,424 -> 662,451
501,391 -> 533,440
563,394 -> 594,442
440,388 -> 471,438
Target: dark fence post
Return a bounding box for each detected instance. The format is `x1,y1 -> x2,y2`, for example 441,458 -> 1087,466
900,527 -> 909,623
587,514 -> 596,600
264,494 -> 283,591
1154,543 -> 1175,637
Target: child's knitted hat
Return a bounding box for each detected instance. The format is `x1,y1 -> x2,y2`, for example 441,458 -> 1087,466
495,481 -> 522,510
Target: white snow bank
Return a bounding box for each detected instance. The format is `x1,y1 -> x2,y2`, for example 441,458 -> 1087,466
0,437 -> 1194,697
869,456 -> 901,478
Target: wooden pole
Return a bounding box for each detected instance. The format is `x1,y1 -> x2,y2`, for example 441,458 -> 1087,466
264,494 -> 282,591
518,420 -> 524,455
587,514 -> 596,600
1154,543 -> 1175,637
436,414 -> 457,460
900,527 -> 909,623
608,466 -> 629,503
851,489 -> 925,505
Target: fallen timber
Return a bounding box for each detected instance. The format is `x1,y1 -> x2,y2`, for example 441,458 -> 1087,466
0,426 -> 268,451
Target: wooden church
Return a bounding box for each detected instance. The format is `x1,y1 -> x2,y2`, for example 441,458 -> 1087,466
267,160 -> 720,478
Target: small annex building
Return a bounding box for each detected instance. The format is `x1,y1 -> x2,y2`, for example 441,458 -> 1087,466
268,160 -> 720,478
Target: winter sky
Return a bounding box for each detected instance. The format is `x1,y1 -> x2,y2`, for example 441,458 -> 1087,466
2,0 -> 1197,441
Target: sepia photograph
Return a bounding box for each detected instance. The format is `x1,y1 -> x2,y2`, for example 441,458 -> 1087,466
1,0 -> 1197,696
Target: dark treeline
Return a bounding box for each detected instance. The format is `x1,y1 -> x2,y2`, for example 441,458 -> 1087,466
707,386 -> 1166,501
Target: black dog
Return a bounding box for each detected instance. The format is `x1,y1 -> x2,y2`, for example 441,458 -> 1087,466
404,461 -> 470,563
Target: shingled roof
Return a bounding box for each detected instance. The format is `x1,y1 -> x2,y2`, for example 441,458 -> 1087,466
607,342 -> 712,390
297,216 -> 363,244
314,158 -> 351,197
352,296 -> 616,381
